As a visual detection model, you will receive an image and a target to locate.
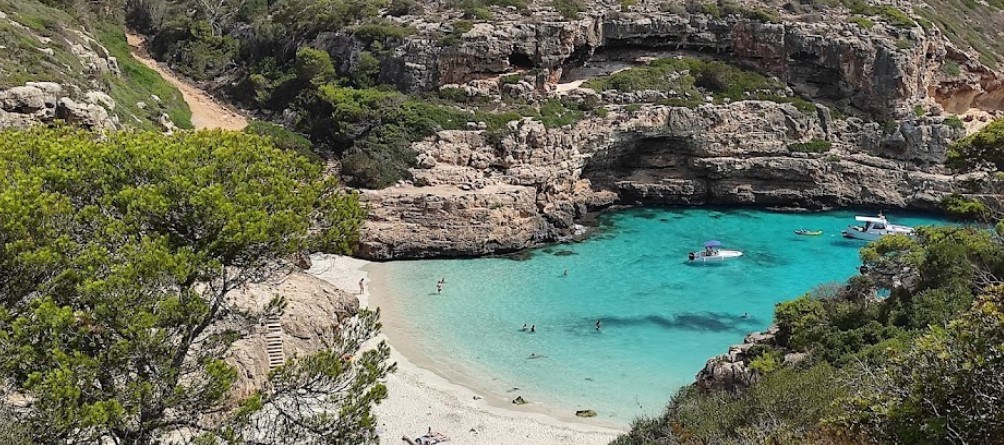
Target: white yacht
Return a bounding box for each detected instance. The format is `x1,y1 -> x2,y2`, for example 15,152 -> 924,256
688,240 -> 743,262
841,215 -> 914,241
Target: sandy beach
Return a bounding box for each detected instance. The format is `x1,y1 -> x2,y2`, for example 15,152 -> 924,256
307,255 -> 623,445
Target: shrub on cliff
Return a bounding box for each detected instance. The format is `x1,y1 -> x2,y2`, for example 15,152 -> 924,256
0,128 -> 384,443
947,118 -> 1004,171
840,289 -> 1004,443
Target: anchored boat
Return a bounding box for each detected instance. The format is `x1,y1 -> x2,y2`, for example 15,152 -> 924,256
841,215 -> 914,241
794,229 -> 823,236
688,240 -> 743,262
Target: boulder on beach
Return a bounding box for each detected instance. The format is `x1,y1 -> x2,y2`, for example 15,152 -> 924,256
576,409 -> 597,418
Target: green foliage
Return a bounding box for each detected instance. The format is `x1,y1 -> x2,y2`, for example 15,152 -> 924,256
619,0 -> 637,12
387,0 -> 422,16
915,0 -> 1004,68
295,47 -> 336,84
151,19 -> 238,81
848,15 -> 874,29
552,0 -> 586,19
615,365 -> 849,445
834,0 -> 915,28
913,104 -> 925,117
93,24 -> 194,130
582,57 -> 804,109
941,193 -> 989,220
439,20 -> 475,46
244,120 -> 320,163
788,139 -> 832,153
0,128 -> 365,442
943,115 -> 964,130
353,51 -> 382,88
308,84 -> 470,188
350,20 -> 416,43
895,38 -> 914,50
860,234 -> 922,267
947,118 -> 1004,171
743,8 -> 779,23
942,60 -> 962,76
841,289 -> 1004,443
748,349 -> 782,374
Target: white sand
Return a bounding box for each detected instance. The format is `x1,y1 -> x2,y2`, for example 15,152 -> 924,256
307,255 -> 623,445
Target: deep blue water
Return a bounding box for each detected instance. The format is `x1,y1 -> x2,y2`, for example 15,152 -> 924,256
378,208 -> 947,424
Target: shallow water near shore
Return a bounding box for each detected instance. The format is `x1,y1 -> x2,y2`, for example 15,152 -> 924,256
376,208 -> 947,425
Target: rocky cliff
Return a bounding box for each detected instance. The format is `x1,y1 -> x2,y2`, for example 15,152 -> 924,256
357,97 -> 965,259
352,1 -> 1001,260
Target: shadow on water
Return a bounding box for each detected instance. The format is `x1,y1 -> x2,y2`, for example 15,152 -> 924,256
749,251 -> 786,267
560,312 -> 761,334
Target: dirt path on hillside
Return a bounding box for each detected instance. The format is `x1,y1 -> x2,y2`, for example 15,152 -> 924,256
126,32 -> 248,131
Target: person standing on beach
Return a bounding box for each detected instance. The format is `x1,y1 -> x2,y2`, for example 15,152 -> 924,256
358,278 -> 365,294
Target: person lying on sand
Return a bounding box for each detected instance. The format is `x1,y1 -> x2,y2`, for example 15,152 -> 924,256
402,427 -> 449,445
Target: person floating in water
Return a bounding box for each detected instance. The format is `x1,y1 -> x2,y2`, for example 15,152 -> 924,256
742,312 -> 749,319
439,277 -> 446,285
521,323 -> 527,331
563,269 -> 568,277
595,319 -> 602,331
530,325 -> 536,333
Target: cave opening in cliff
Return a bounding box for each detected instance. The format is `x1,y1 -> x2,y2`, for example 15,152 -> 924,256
508,51 -> 536,69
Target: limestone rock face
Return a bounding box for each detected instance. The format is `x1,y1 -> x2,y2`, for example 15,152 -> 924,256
0,83 -> 117,130
224,271 -> 359,399
695,326 -> 780,392
56,98 -> 115,130
357,100 -> 962,260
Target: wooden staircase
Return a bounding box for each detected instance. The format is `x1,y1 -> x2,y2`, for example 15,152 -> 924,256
265,316 -> 285,370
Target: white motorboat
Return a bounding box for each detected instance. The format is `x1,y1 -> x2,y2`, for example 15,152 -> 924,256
841,215 -> 914,241
688,240 -> 743,262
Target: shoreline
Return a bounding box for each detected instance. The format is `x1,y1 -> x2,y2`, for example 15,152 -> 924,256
306,255 -> 624,445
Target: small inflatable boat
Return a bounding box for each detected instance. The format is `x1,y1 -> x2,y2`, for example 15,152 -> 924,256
794,229 -> 823,236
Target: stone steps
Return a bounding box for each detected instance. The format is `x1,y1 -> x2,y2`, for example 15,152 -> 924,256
265,316 -> 284,370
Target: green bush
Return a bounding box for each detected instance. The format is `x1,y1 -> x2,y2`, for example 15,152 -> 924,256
943,115 -> 964,130
387,0 -> 422,16
351,20 -> 415,43
439,20 -> 475,46
552,0 -> 586,19
848,15 -> 874,29
947,118 -> 1004,171
244,120 -> 320,163
744,8 -> 779,23
942,60 -> 962,76
787,139 -> 832,153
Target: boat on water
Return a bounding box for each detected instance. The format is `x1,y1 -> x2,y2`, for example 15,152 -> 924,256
688,240 -> 743,262
841,215 -> 914,241
794,229 -> 823,236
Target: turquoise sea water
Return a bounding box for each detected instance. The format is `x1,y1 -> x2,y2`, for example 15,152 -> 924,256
378,208 -> 947,425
